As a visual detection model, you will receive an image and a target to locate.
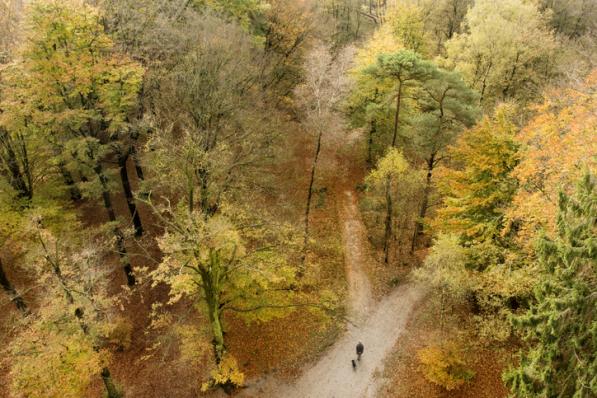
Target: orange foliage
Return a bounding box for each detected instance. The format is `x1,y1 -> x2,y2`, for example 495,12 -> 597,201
507,70 -> 597,248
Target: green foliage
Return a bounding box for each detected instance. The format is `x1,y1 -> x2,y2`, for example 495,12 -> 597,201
367,50 -> 435,85
446,0 -> 559,105
413,67 -> 479,158
418,342 -> 475,391
362,49 -> 435,148
505,174 -> 597,398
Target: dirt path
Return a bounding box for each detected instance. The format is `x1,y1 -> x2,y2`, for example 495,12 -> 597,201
239,191 -> 426,398
341,190 -> 375,323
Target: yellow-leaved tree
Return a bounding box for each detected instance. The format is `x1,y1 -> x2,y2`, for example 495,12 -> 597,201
506,69 -> 597,253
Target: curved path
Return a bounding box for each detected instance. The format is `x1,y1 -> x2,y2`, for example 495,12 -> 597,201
239,191 -> 426,398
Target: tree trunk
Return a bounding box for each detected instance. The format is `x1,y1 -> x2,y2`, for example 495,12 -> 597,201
118,151 -> 143,237
101,367 -> 122,398
199,257 -> 225,363
92,160 -> 135,286
412,152 -> 435,252
0,129 -> 32,200
391,82 -> 403,148
197,167 -> 213,216
367,118 -> 376,168
0,258 -> 29,315
209,303 -> 225,363
131,147 -> 145,181
130,144 -> 148,199
58,160 -> 82,201
70,285 -> 121,398
302,129 -> 324,267
383,177 -> 393,264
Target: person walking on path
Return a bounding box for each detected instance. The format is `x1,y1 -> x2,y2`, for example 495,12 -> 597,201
356,342 -> 364,361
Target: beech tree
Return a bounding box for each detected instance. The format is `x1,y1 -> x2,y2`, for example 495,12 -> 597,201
4,0 -> 146,284
505,174 -> 596,398
8,219 -> 128,398
150,205 -> 299,361
194,0 -> 268,32
418,0 -> 472,55
446,0 -> 559,105
259,0 -> 312,96
413,233 -> 469,328
0,0 -> 23,61
539,0 -> 597,39
0,204 -> 28,314
143,14 -> 273,217
507,71 -> 597,253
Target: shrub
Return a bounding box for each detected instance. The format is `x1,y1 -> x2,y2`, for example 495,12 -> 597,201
417,342 -> 475,390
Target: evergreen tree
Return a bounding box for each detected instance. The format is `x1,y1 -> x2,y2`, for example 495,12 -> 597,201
365,50 -> 435,148
505,173 -> 597,398
410,67 -> 479,250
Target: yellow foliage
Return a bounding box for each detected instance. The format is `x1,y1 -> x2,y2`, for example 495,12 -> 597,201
200,354 -> 245,391
9,304 -> 105,398
417,342 -> 475,391
507,70 -> 597,251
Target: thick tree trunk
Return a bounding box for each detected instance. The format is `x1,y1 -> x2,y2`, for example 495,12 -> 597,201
0,258 -> 29,315
118,151 -> 143,237
101,367 -> 122,398
199,260 -> 225,363
92,161 -> 135,286
412,152 -> 435,252
209,303 -> 225,363
383,177 -> 393,264
303,129 -> 324,266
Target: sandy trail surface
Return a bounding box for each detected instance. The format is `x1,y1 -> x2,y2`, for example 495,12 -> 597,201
239,191 -> 426,398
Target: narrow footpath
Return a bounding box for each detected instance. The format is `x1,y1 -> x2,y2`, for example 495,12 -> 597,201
240,190 -> 426,398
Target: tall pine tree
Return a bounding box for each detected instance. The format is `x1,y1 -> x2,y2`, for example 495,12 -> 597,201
505,173 -> 596,398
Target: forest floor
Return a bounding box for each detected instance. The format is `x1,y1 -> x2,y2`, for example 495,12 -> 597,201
236,186 -> 427,398
377,294 -> 511,398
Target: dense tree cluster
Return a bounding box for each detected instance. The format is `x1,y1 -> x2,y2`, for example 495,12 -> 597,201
0,0 -> 595,397
344,1 -> 595,396
0,0 -> 319,395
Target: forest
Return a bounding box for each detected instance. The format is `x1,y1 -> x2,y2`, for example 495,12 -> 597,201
0,0 -> 595,397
